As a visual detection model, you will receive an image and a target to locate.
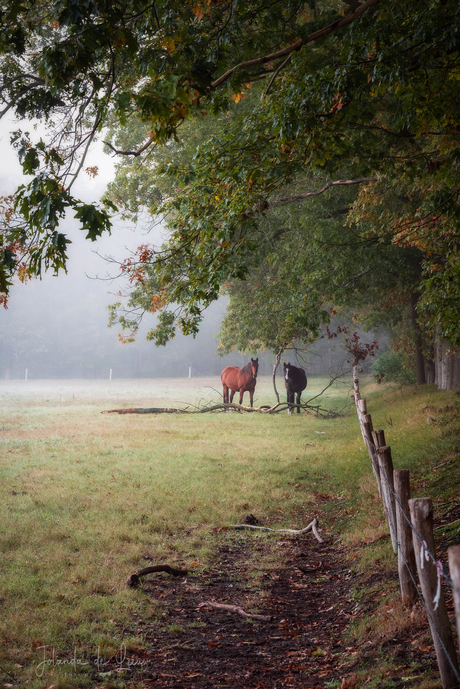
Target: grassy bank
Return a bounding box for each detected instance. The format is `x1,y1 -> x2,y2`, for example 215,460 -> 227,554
0,374 -> 459,687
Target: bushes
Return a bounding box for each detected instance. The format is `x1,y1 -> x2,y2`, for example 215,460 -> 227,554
372,350 -> 416,386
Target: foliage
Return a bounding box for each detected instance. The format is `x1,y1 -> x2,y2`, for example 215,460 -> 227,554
2,0 -> 460,355
372,350 -> 416,386
101,0 -> 460,350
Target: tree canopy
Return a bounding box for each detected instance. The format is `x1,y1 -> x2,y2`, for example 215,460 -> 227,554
1,0 -> 460,363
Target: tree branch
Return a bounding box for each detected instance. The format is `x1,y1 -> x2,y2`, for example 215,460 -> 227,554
103,136 -> 156,158
269,177 -> 377,206
263,53 -> 293,98
211,0 -> 383,89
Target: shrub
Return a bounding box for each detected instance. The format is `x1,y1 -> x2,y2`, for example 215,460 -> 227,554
372,350 -> 416,385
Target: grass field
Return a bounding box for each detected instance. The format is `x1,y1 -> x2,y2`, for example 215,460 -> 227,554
1,373 -> 459,688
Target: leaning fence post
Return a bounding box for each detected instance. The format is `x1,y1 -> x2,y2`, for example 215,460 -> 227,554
448,545 -> 460,656
376,446 -> 397,552
362,418 -> 382,498
358,399 -> 367,416
394,470 -> 418,606
409,498 -> 460,688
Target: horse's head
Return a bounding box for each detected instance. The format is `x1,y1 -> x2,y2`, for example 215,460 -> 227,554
283,362 -> 291,381
250,357 -> 259,379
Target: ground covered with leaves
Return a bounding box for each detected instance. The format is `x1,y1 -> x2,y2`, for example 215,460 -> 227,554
91,527 -> 441,689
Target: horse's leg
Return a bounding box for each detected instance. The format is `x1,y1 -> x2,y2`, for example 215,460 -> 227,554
230,390 -> 236,404
223,384 -> 227,404
287,391 -> 293,414
296,392 -> 301,414
249,390 -> 253,407
239,389 -> 244,406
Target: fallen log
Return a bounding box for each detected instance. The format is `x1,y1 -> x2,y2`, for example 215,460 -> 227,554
103,407 -> 191,414
127,564 -> 189,588
229,517 -> 323,543
198,601 -> 272,622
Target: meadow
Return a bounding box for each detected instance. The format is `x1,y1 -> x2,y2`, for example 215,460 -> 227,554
1,373 -> 459,688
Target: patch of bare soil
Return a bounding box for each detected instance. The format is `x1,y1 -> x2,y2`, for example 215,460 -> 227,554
93,532 -> 440,688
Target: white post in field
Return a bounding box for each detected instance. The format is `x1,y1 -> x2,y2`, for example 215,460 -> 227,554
25,369 -> 28,381
109,369 -> 113,381
189,367 -> 192,379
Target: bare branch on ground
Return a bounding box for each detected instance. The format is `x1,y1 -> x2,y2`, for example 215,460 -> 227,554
229,517 -> 324,543
198,601 -> 272,622
102,403 -> 339,417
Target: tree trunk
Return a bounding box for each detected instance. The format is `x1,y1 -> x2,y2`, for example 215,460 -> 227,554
272,347 -> 284,403
410,292 -> 426,385
435,337 -> 460,391
425,344 -> 436,385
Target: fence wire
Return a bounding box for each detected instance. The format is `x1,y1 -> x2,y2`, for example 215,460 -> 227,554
355,396 -> 460,686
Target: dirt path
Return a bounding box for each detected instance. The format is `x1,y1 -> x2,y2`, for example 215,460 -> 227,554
93,534 -> 363,688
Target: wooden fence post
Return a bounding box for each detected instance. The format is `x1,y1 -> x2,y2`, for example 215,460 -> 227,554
358,399 -> 368,416
362,418 -> 382,498
356,398 -> 367,445
448,545 -> 460,656
377,446 -> 397,553
409,498 -> 460,688
394,470 -> 418,606
371,429 -> 386,450
353,365 -> 360,403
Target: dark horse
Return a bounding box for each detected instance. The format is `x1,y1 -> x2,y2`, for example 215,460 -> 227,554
221,358 -> 259,407
283,362 -> 307,414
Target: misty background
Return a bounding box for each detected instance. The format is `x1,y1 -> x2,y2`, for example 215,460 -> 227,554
0,123 -> 362,381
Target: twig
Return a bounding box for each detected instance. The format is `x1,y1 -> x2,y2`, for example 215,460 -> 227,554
164,636 -> 201,650
433,518 -> 460,531
199,601 -> 272,622
0,664 -> 15,681
440,502 -> 460,519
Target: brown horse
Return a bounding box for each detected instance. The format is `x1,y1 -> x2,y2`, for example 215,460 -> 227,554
283,362 -> 307,414
221,358 -> 259,407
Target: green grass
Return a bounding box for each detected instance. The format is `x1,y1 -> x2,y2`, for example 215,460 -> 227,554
1,373 -> 459,688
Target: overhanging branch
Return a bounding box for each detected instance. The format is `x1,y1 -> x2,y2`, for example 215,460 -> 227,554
103,136 -> 156,157
211,0 -> 383,89
269,177 -> 377,207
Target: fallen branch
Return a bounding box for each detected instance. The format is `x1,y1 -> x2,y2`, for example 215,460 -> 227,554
229,517 -> 323,542
199,601 -> 272,622
102,403 -> 338,417
127,564 -> 189,588
103,407 -> 191,414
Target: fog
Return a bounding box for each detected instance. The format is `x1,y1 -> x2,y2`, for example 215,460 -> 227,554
0,125 -> 270,380
0,207 -> 259,380
0,123 -> 359,382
